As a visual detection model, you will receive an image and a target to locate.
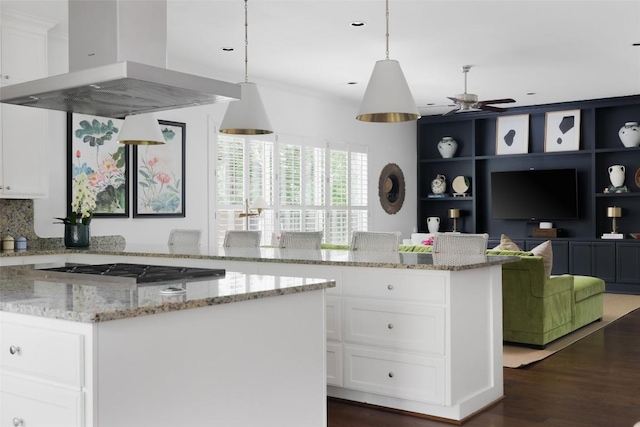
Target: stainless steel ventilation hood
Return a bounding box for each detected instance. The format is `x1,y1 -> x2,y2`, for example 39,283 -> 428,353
0,61 -> 240,119
0,0 -> 240,119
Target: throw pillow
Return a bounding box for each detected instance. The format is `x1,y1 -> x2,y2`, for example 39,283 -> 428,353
531,240 -> 553,278
492,234 -> 522,251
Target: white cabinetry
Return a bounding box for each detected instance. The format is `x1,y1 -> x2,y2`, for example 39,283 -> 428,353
0,313 -> 90,427
0,11 -> 53,198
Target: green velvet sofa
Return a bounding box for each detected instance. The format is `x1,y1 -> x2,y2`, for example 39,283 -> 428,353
487,250 -> 605,349
398,245 -> 606,349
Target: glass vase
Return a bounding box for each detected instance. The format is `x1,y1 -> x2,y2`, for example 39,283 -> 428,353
64,224 -> 91,248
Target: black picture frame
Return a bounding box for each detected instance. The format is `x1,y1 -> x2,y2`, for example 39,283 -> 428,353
132,120 -> 186,218
67,113 -> 130,218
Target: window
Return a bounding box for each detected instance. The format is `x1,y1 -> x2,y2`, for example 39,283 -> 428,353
216,133 -> 368,246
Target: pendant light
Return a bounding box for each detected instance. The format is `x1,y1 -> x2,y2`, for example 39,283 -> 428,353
117,113 -> 165,145
220,0 -> 273,135
356,0 -> 420,123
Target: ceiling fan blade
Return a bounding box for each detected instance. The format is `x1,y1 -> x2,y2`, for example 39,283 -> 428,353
447,96 -> 463,103
479,105 -> 509,113
443,106 -> 460,116
477,98 -> 516,105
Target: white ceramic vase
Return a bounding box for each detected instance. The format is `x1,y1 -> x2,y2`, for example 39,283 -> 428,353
609,165 -> 626,188
437,137 -> 458,158
618,122 -> 640,148
427,217 -> 440,234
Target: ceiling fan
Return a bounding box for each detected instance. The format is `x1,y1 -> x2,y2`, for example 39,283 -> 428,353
444,65 -> 515,116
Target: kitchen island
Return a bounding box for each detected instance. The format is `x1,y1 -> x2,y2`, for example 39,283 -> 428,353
0,262 -> 334,427
1,247 -> 518,423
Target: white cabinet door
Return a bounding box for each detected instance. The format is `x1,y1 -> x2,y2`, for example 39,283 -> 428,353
343,345 -> 446,405
0,375 -> 84,427
0,104 -> 49,198
344,299 -> 445,355
1,322 -> 85,387
1,25 -> 47,84
0,16 -> 50,199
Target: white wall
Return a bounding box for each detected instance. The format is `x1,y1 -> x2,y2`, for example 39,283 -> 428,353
33,21 -> 418,248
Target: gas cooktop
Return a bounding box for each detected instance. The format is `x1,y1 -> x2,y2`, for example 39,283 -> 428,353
35,263 -> 225,284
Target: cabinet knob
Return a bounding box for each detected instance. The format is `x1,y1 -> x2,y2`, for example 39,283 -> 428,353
12,418 -> 24,426
5,186 -> 10,190
387,323 -> 394,329
388,372 -> 394,378
3,75 -> 10,80
387,284 -> 394,290
9,346 -> 21,355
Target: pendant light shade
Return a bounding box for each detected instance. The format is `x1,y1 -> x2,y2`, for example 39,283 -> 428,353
356,59 -> 420,122
219,0 -> 273,135
220,82 -> 272,135
356,0 -> 419,123
117,113 -> 165,145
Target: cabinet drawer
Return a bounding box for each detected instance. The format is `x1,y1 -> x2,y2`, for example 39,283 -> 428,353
0,375 -> 84,427
343,269 -> 446,304
343,345 -> 445,404
344,300 -> 445,355
326,295 -> 343,341
326,342 -> 343,387
1,323 -> 84,387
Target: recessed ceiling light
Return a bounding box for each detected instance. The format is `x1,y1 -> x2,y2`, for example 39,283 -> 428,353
350,21 -> 366,27
222,47 -> 234,52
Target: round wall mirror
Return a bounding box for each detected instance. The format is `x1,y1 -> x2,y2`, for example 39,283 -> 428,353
378,163 -> 405,214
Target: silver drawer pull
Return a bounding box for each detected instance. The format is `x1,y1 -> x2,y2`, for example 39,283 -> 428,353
388,372 -> 394,378
9,346 -> 21,355
387,323 -> 394,329
387,284 -> 394,290
12,418 -> 24,426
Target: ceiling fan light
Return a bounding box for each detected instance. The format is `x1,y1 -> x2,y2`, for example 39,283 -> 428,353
220,82 -> 273,135
356,59 -> 420,123
117,113 -> 165,145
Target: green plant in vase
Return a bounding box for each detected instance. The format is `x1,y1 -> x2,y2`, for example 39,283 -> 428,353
55,173 -> 97,247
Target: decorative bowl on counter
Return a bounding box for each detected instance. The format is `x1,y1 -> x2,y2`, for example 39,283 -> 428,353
630,233 -> 640,239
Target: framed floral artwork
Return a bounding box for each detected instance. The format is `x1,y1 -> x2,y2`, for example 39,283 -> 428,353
67,113 -> 129,217
133,120 -> 186,217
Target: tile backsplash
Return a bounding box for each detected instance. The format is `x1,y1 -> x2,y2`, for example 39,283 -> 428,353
0,199 -> 125,250
0,199 -> 39,241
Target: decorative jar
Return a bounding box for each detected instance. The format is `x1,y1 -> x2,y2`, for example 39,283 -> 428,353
431,174 -> 447,194
618,122 -> 640,148
427,217 -> 440,234
608,165 -> 626,188
64,224 -> 91,248
437,137 -> 458,158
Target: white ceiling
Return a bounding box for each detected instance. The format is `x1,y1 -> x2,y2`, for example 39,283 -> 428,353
3,0 -> 640,116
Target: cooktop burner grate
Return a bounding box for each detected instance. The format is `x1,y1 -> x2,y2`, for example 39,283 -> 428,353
39,263 -> 225,284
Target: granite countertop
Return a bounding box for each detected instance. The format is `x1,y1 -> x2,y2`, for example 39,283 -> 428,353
0,244 -> 519,271
0,264 -> 335,323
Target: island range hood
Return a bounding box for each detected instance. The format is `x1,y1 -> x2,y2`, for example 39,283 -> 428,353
0,0 -> 240,119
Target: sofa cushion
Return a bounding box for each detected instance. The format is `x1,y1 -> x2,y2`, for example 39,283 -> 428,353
486,249 -> 534,257
530,240 -> 553,278
493,234 -> 522,251
573,275 -> 606,302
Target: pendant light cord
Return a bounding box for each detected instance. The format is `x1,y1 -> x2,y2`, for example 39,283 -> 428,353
244,0 -> 249,83
385,0 -> 390,60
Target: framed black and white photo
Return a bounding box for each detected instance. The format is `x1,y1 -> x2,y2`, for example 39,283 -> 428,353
545,109 -> 581,152
133,120 -> 186,218
495,114 -> 529,155
67,113 -> 129,217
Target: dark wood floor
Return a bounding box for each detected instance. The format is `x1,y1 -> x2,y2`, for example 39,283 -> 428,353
328,308 -> 640,427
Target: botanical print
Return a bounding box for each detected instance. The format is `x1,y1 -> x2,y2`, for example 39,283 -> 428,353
68,113 -> 128,217
133,121 -> 186,217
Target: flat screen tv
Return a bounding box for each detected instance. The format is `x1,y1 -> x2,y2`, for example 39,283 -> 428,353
491,169 -> 579,220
